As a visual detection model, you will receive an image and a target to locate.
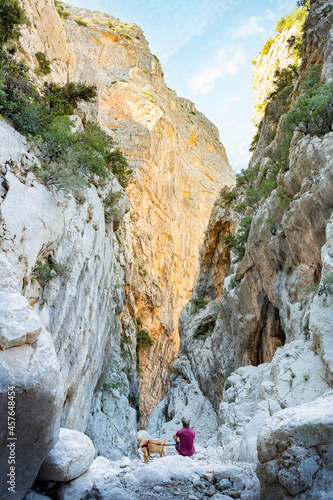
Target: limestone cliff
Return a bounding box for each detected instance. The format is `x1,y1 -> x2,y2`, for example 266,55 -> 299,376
148,4 -> 333,489
0,0 -> 234,494
57,4 -> 234,423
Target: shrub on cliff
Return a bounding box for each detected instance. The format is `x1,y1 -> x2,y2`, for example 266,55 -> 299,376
275,6 -> 308,33
0,0 -> 26,48
283,69 -> 333,136
261,38 -> 275,56
35,52 -> 52,76
42,82 -> 97,115
232,217 -> 252,261
137,329 -> 153,349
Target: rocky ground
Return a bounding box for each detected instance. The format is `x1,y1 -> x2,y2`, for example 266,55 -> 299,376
30,447 -> 259,500
27,430 -> 259,500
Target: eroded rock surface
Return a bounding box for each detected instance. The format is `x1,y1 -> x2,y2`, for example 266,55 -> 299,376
257,394 -> 333,499
0,254 -> 63,500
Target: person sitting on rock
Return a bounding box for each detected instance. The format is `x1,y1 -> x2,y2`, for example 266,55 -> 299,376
173,417 -> 195,457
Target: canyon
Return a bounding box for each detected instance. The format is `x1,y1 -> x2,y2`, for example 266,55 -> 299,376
0,0 -> 333,499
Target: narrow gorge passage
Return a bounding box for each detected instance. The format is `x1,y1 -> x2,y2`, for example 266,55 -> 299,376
0,0 -> 333,499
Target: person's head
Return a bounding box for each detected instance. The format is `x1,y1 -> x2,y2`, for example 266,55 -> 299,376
181,417 -> 190,428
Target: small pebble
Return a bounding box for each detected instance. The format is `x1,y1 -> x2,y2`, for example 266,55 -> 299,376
227,491 -> 241,499
205,487 -> 216,497
174,491 -> 182,497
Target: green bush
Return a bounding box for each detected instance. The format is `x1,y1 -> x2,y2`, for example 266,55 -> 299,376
75,17 -> 88,27
261,38 -> 275,56
35,52 -> 52,76
137,329 -> 153,349
54,0 -> 71,19
223,234 -> 235,247
191,298 -> 208,314
0,55 -> 130,195
103,191 -> 122,223
304,275 -> 333,297
249,132 -> 260,152
283,71 -> 333,137
266,215 -> 277,235
275,6 -> 308,33
32,258 -> 71,284
224,360 -> 241,379
219,186 -> 238,206
232,217 -> 252,261
322,4 -> 333,16
42,81 -> 97,115
193,324 -> 214,339
0,0 -> 26,48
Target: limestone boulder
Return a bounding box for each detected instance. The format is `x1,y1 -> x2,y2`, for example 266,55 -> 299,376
57,456 -> 126,500
0,253 -> 43,349
256,394 -> 333,499
217,340 -> 331,462
24,491 -> 52,500
38,428 -> 95,482
0,290 -> 44,349
0,254 -> 63,499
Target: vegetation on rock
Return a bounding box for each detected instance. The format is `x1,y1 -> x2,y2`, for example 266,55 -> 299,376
54,0 -> 71,19
0,0 -> 26,47
137,329 -> 153,349
35,52 -> 52,76
0,2 -> 131,207
191,298 -> 209,314
32,258 -> 71,285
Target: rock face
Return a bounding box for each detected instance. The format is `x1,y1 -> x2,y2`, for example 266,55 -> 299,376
0,115 -> 134,480
1,1 -> 233,493
18,0 -> 235,426
19,0 -> 75,84
257,394 -> 333,499
252,24 -> 300,127
60,5 -> 234,423
0,253 -> 63,500
147,1 -> 333,477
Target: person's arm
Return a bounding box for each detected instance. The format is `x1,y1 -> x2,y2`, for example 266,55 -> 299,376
173,433 -> 178,442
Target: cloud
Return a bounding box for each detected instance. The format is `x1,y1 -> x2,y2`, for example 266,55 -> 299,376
188,46 -> 246,94
220,94 -> 244,111
230,16 -> 267,39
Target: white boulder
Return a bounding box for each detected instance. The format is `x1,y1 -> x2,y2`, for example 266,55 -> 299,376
24,491 -> 52,499
256,394 -> 333,499
38,428 -> 95,482
0,253 -> 63,499
217,340 -> 331,462
57,456 -> 129,500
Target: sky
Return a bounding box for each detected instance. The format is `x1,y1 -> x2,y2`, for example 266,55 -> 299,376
69,0 -> 297,173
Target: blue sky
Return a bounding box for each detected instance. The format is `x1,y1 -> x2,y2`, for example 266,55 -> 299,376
69,0 -> 297,172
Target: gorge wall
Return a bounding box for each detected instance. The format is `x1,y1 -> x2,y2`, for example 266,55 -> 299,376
59,3 -> 234,423
147,3 -> 333,492
0,0 -> 234,496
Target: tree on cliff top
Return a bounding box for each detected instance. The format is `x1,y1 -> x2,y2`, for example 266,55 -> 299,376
0,0 -> 26,48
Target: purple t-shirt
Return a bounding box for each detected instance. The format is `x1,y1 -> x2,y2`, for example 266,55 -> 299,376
176,428 -> 195,457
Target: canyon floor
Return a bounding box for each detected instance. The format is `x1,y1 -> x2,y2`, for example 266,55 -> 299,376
31,443 -> 259,500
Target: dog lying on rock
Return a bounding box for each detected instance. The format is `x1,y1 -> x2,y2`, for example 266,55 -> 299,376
137,436 -> 167,463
